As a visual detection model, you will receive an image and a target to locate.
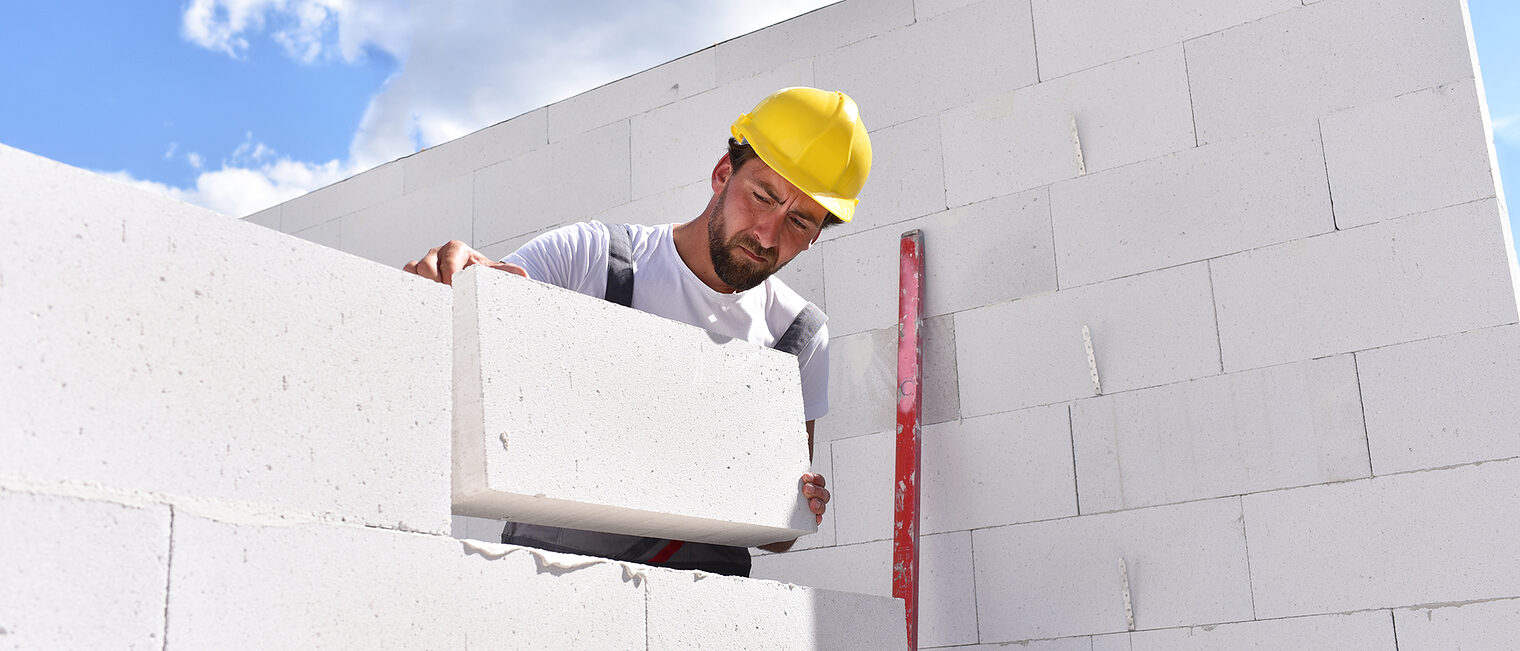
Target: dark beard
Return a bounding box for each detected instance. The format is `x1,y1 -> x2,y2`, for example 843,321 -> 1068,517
707,193 -> 782,292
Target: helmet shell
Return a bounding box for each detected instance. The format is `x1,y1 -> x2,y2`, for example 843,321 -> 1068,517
731,87 -> 872,223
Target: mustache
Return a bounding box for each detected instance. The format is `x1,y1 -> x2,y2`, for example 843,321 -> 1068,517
733,234 -> 777,263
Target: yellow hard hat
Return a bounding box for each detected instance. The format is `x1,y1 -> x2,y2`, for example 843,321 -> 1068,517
731,87 -> 872,223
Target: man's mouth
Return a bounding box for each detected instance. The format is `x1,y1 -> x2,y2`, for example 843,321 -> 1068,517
738,246 -> 767,264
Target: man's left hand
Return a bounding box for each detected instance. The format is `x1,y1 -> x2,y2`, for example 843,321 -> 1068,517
802,472 -> 830,525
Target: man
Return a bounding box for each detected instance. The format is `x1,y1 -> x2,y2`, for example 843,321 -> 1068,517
404,87 -> 871,576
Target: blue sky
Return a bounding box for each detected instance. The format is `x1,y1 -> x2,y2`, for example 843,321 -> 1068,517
1,0 -> 1517,252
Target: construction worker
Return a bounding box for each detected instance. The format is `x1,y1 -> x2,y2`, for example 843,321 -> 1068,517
404,87 -> 871,576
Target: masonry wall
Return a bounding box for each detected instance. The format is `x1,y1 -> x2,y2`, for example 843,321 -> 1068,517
247,0 -> 1520,647
0,143 -> 906,649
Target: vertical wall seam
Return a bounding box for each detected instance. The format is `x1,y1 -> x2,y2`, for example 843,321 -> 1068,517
161,505 -> 176,651
969,530 -> 983,644
1206,259 -> 1224,373
1047,185 -> 1061,290
1028,0 -> 1041,82
1353,352 -> 1376,477
1182,40 -> 1200,148
1319,118 -> 1339,230
1067,403 -> 1081,516
1389,608 -> 1401,650
1239,495 -> 1258,621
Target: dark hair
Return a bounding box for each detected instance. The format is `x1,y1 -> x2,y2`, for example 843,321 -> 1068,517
728,138 -> 847,230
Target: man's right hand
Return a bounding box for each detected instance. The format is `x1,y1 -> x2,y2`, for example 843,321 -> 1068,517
403,240 -> 527,285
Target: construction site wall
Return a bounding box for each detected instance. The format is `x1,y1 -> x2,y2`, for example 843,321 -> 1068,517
0,143 -> 906,649
244,0 -> 1520,647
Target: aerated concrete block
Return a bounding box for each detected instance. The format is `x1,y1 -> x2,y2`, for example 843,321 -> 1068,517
243,204 -> 280,230
0,144 -> 452,533
811,317 -> 957,445
290,217 -> 340,248
941,45 -> 1194,207
957,262 -> 1220,417
630,59 -> 813,200
752,540 -> 893,598
402,108 -> 547,194
1323,80 -> 1498,229
1185,0 -> 1474,144
1395,598 -> 1520,650
452,266 -> 815,547
820,188 -> 1056,338
831,430 -> 894,546
714,0 -> 915,84
1050,120 -> 1333,288
166,515 -> 646,648
973,498 -> 1253,642
1129,611 -> 1396,651
548,50 -> 715,143
0,490 -> 170,649
473,119 -> 631,246
1031,0 -> 1298,80
923,406 -> 1076,533
814,0 -> 1038,129
814,327 -> 896,444
842,115 -> 947,239
1212,199 -> 1519,372
1359,325 -> 1520,474
645,565 -> 907,650
748,534 -> 974,649
1244,458 -> 1520,618
1072,355 -> 1369,513
283,160 -> 403,232
340,173 -> 472,268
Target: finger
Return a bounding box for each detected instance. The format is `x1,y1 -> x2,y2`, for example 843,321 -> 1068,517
810,485 -> 830,504
808,473 -> 826,488
810,497 -> 826,515
417,247 -> 442,282
402,260 -> 419,274
439,243 -> 475,286
816,514 -> 823,525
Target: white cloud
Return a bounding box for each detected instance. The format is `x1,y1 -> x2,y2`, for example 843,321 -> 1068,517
103,153 -> 354,218
1493,114 -> 1520,147
187,152 -> 204,170
158,0 -> 832,217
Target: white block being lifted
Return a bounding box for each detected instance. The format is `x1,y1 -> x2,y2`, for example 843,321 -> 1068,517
452,266 -> 816,547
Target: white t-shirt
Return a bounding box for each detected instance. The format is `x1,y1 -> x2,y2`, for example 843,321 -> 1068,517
503,220 -> 830,421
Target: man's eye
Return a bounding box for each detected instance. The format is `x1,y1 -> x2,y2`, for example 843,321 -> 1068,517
791,217 -> 809,230
753,192 -> 771,204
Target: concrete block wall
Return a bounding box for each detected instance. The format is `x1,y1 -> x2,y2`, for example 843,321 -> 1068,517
249,0 -> 1520,647
2,143 -> 906,648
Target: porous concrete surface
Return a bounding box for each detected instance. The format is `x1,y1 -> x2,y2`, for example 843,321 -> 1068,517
452,266 -> 815,547
0,489 -> 170,649
0,143 -> 452,534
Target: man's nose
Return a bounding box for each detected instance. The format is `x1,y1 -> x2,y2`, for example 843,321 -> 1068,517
749,211 -> 783,249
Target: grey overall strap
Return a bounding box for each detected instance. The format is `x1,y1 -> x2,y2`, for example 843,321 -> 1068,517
604,223 -> 635,307
773,303 -> 825,356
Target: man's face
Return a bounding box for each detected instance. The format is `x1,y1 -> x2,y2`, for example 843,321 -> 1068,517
706,156 -> 828,292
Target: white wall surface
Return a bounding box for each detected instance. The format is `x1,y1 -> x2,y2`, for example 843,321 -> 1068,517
1,142 -> 905,648
251,0 -> 1520,647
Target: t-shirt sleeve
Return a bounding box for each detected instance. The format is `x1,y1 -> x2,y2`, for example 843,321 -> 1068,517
501,221 -> 610,297
796,321 -> 830,422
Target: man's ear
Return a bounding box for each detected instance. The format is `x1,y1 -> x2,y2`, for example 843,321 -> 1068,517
711,153 -> 734,193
